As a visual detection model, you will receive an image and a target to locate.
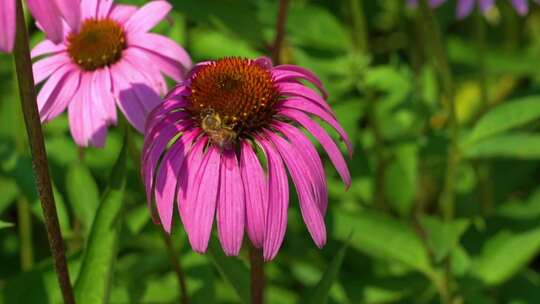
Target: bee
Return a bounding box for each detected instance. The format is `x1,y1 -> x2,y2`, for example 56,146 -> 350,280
200,109 -> 237,150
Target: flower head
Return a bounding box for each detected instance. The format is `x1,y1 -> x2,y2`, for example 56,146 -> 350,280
142,57 -> 352,260
407,0 -> 539,18
0,0 -> 80,53
32,0 -> 192,147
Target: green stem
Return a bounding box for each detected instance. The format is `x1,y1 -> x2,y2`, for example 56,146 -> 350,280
367,97 -> 387,211
474,12 -> 494,215
16,197 -> 33,270
249,245 -> 265,304
125,124 -> 190,304
350,0 -> 369,54
418,1 -> 459,303
12,0 -> 75,303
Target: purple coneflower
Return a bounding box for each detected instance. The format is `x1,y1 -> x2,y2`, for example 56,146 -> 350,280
408,0 -> 539,18
0,0 -> 80,53
142,57 -> 352,261
31,0 -> 192,147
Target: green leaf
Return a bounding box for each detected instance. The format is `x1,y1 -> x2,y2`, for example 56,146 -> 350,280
465,96 -> 540,144
419,216 -> 470,263
208,236 -> 250,304
0,176 -> 18,214
0,220 -> 13,229
332,211 -> 431,273
65,163 -> 100,235
464,133 -> 540,160
472,226 -> 540,286
305,239 -> 349,304
74,131 -> 128,304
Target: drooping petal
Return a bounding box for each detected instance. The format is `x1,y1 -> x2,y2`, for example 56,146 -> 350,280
109,4 -> 137,23
280,108 -> 351,188
27,0 -> 64,43
183,141 -> 221,253
91,67 -> 116,124
274,122 -> 328,215
154,128 -> 199,233
124,0 -> 171,33
96,0 -> 114,19
81,0 -> 99,19
278,98 -> 353,157
54,0 -> 81,31
272,65 -> 328,98
256,136 -> 289,261
37,64 -> 78,121
122,48 -> 167,95
276,82 -> 335,116
240,141 -> 268,248
0,0 -> 16,53
217,149 -> 245,256
41,69 -> 81,122
264,132 -> 326,249
479,0 -> 495,12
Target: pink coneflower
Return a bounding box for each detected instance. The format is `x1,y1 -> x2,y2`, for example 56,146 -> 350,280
32,0 -> 192,147
0,0 -> 80,53
142,57 -> 352,261
407,0 -> 539,18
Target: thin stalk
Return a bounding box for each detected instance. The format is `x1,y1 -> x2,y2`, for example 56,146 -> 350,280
349,0 -> 369,54
249,245 -> 265,304
272,0 -> 289,64
367,98 -> 388,211
474,12 -> 494,215
418,1 -> 459,303
17,197 -> 34,270
418,0 -> 458,222
12,0 -> 75,303
125,124 -> 190,304
161,231 -> 189,304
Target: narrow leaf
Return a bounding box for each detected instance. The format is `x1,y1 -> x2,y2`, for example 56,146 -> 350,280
305,238 -> 350,304
74,131 -> 128,304
66,162 -> 100,235
208,236 -> 250,304
464,133 -> 540,160
466,97 -> 540,144
0,220 -> 13,229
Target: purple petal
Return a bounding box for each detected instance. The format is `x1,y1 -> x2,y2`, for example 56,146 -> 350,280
37,65 -> 78,122
109,4 -> 137,23
27,0 -> 64,43
91,67 -> 116,124
124,0 -> 171,33
274,122 -> 328,215
278,98 -> 353,158
457,0 -> 475,18
96,0 -> 113,19
280,108 -> 351,188
31,40 -> 66,58
183,141 -> 221,253
217,150 -> 245,256
0,0 -> 16,53
264,131 -> 326,249
272,65 -> 328,99
54,0 -> 81,31
33,53 -> 71,84
276,82 -> 335,117
511,0 -> 528,15
256,136 -> 289,261
81,0 -> 98,19
240,140 -> 268,248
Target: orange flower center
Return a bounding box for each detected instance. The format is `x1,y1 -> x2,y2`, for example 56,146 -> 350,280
67,19 -> 126,71
188,58 -> 280,145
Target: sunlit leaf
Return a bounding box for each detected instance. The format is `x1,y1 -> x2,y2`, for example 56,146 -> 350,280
74,131 -> 128,304
464,133 -> 540,160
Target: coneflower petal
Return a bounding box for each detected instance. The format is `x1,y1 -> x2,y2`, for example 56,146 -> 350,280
272,65 -> 328,99
280,108 -> 351,188
0,0 -> 15,53
265,132 -> 327,249
124,0 -> 171,33
33,53 -> 71,85
38,65 -> 78,122
240,141 -> 268,248
217,150 -> 245,256
257,137 -> 289,261
276,82 -> 335,117
27,0 -> 64,43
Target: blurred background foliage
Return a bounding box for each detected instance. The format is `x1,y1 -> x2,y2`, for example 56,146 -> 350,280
1,0 -> 540,303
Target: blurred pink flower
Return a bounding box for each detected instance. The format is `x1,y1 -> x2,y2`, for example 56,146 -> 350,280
0,0 -> 80,53
142,57 -> 352,260
407,0 -> 539,18
31,0 -> 192,147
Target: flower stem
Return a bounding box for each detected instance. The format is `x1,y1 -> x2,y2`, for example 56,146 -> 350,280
123,123 -> 190,304
272,0 -> 289,64
418,1 -> 458,303
349,0 -> 369,54
249,245 -> 265,304
12,0 -> 75,303
161,231 -> 190,304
